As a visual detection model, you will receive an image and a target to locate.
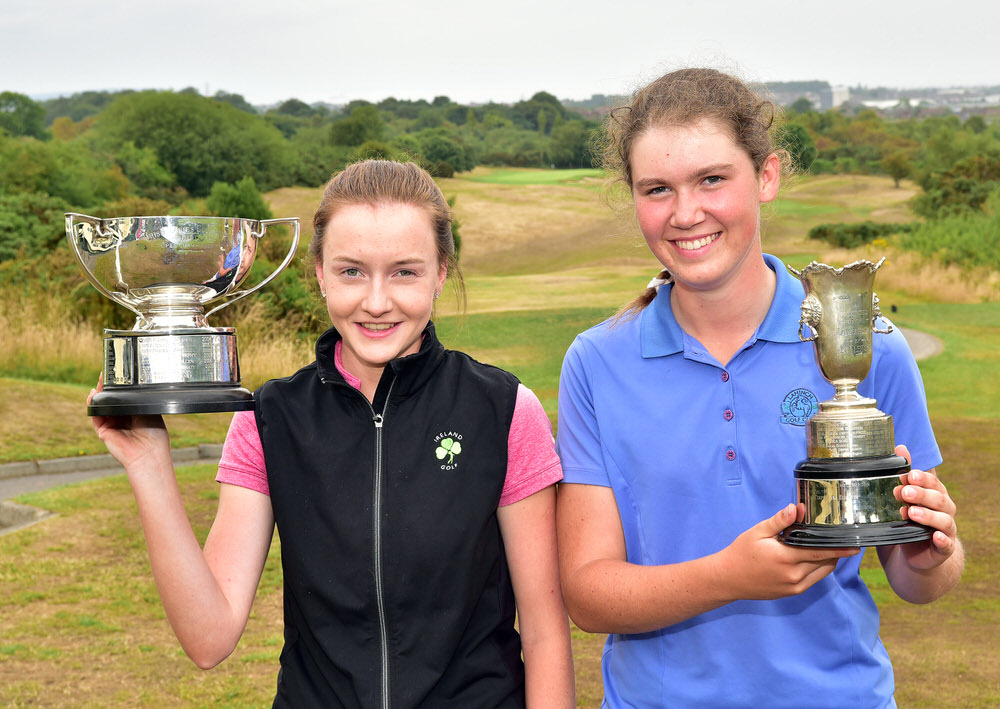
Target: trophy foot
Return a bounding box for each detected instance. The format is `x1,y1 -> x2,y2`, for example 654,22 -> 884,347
781,521 -> 932,548
88,386 -> 254,416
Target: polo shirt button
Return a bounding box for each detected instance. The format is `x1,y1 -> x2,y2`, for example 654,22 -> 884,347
726,448 -> 736,461
721,371 -> 730,382
724,409 -> 734,421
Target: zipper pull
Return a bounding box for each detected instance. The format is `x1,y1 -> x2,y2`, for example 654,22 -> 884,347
373,413 -> 384,428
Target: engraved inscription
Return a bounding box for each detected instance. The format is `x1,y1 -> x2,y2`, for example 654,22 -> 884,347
136,334 -> 238,385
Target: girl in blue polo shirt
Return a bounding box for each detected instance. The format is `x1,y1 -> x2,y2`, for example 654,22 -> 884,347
555,68 -> 963,708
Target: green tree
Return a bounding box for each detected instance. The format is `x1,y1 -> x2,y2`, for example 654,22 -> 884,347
420,131 -> 469,176
330,104 -> 386,146
881,150 -> 912,187
206,176 -> 273,220
212,91 -> 257,113
779,123 -> 818,172
274,98 -> 316,118
549,121 -> 594,168
354,140 -> 394,160
965,115 -> 987,134
97,91 -> 294,196
0,92 -> 48,139
789,97 -> 815,114
0,190 -> 71,261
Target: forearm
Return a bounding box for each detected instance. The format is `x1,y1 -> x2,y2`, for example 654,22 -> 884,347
126,454 -> 249,666
522,629 -> 575,709
882,537 -> 965,604
563,553 -> 733,635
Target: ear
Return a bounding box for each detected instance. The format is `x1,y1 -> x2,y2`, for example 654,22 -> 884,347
436,261 -> 448,295
315,258 -> 325,294
758,153 -> 781,204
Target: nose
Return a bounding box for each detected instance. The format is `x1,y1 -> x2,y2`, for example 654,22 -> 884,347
362,279 -> 392,316
669,190 -> 704,229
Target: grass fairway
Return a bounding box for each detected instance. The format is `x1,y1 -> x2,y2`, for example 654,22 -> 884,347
463,167 -> 604,186
1,170 -> 998,707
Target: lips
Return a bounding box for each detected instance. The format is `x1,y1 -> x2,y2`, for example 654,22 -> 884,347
357,322 -> 398,337
674,232 -> 721,251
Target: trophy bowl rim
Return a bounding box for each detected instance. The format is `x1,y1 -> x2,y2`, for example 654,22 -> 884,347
787,257 -> 885,279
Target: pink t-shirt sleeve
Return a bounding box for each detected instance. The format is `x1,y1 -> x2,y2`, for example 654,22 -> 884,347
499,384 -> 563,506
216,410 -> 269,495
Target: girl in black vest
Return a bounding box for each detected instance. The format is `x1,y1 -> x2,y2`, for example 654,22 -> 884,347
90,160 -> 575,708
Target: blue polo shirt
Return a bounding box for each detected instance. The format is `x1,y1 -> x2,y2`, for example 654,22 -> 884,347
557,254 -> 940,709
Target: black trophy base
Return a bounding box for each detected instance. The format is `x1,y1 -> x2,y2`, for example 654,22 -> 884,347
88,385 -> 254,416
782,520 -> 932,548
781,453 -> 933,548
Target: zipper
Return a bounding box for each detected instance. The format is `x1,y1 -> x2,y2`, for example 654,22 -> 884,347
367,383 -> 394,709
321,371 -> 395,708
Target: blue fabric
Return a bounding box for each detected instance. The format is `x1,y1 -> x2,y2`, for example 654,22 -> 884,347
556,254 -> 939,709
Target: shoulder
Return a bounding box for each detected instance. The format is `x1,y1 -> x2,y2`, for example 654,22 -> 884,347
441,348 -> 521,390
256,362 -> 320,398
872,319 -> 918,368
562,315 -> 640,380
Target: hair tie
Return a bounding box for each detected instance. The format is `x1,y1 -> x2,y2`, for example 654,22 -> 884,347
646,271 -> 673,290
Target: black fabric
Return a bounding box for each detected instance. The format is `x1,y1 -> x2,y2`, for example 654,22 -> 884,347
255,323 -> 525,708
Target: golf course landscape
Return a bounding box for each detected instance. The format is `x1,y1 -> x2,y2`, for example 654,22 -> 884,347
1,168 -> 997,707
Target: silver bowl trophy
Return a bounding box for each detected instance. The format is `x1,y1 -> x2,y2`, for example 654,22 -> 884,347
66,213 -> 300,416
781,259 -> 932,547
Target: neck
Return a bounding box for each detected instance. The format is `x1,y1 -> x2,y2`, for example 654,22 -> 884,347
670,256 -> 776,366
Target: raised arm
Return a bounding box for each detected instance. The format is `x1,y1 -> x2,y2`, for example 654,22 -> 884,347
91,402 -> 273,668
498,485 -> 575,709
556,483 -> 860,634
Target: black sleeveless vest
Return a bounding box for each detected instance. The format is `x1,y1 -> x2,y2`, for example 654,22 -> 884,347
255,324 -> 525,708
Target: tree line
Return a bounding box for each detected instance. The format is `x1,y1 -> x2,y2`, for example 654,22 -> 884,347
2,86 -> 999,268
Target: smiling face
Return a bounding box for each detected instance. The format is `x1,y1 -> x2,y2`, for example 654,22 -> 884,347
630,119 -> 780,294
315,202 -> 447,386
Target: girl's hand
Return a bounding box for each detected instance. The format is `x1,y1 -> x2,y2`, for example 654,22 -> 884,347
88,377 -> 170,469
718,504 -> 860,600
894,444 -> 959,571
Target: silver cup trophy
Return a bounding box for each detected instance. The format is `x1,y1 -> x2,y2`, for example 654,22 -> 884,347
66,213 -> 300,416
782,259 -> 932,547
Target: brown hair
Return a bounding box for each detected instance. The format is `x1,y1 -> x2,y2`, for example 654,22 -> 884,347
603,68 -> 782,318
311,159 -> 465,308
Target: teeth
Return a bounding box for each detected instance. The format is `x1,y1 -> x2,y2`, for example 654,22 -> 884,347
676,232 -> 720,250
362,323 -> 394,331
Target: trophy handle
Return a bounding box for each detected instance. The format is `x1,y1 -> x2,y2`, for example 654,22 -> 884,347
871,293 -> 893,335
797,294 -> 822,342
65,212 -> 149,324
205,217 -> 301,318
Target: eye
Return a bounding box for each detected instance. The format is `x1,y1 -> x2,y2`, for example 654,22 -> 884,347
341,267 -> 361,278
646,185 -> 670,196
703,175 -> 724,186
397,268 -> 416,278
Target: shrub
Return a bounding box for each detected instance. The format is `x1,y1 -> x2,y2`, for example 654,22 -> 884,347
808,221 -> 916,249
206,177 -> 273,220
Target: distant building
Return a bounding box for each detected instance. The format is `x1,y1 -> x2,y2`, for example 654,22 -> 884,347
764,81 -> 849,111
828,86 -> 851,109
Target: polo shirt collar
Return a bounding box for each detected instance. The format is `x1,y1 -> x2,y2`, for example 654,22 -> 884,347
639,253 -> 804,358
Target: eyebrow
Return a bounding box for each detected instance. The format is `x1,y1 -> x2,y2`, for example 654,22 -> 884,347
633,163 -> 736,189
327,256 -> 429,267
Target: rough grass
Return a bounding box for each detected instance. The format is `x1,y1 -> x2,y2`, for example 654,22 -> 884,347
0,464 -> 283,707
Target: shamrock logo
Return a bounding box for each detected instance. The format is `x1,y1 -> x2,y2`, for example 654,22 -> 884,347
435,437 -> 462,464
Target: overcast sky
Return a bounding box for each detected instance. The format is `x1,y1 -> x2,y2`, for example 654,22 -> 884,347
2,0 -> 995,106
